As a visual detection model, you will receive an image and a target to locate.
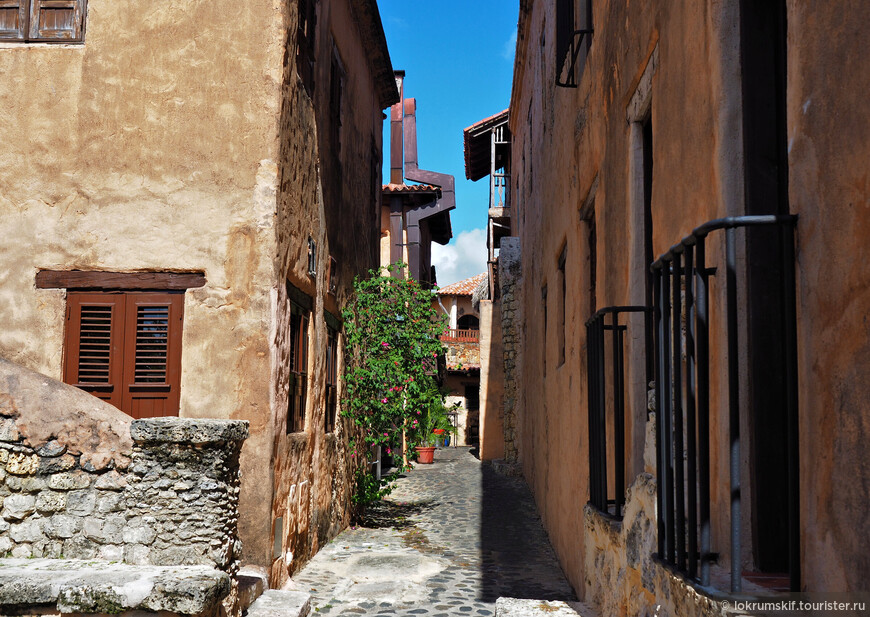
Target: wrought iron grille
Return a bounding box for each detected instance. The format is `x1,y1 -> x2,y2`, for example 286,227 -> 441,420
586,306 -> 650,519
651,215 -> 799,592
556,0 -> 593,88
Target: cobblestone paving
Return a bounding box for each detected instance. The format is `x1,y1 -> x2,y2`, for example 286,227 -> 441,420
285,447 -> 576,616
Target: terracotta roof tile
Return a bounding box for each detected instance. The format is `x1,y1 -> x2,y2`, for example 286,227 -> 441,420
382,183 -> 441,194
437,272 -> 487,296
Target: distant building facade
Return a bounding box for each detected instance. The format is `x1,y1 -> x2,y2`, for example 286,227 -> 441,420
504,0 -> 870,613
0,0 -> 398,587
435,273 -> 485,446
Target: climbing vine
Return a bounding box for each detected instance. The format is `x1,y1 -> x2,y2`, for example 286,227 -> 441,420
341,263 -> 447,508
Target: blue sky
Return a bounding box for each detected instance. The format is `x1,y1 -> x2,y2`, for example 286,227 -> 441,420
378,0 -> 519,286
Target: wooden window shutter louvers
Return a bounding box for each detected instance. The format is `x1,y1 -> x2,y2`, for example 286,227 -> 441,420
0,0 -> 27,40
64,293 -> 126,409
121,293 -> 183,419
29,0 -> 83,41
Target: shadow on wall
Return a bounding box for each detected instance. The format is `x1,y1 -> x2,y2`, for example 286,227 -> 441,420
478,462 -> 576,603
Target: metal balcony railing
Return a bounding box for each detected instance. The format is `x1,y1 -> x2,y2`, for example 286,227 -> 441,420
651,215 -> 799,593
586,306 -> 651,519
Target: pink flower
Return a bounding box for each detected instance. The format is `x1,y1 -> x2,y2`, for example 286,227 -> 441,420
383,432 -> 389,437
381,398 -> 388,403
381,342 -> 389,348
386,448 -> 392,455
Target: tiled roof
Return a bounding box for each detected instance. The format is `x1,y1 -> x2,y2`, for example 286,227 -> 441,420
382,183 -> 441,194
437,273 -> 487,296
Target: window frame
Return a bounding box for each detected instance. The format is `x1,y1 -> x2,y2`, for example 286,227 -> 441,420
324,323 -> 338,433
63,290 -> 184,418
0,0 -> 87,43
287,300 -> 310,434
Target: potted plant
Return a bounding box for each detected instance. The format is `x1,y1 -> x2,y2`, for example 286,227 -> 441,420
411,398 -> 458,464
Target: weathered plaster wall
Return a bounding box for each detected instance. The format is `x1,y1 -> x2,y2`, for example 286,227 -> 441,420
478,299 -> 505,461
508,0 -> 772,596
269,0 -> 388,587
786,0 -> 870,591
0,0 -> 286,568
510,0 -> 870,598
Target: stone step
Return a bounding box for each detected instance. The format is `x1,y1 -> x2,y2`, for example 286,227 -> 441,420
0,558 -> 230,616
237,568 -> 268,613
245,589 -> 311,617
496,598 -> 598,617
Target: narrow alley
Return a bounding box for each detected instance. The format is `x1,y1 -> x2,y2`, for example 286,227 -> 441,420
284,448 -> 577,616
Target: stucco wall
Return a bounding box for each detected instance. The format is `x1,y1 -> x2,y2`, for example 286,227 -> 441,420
0,0 -> 286,568
509,0 -> 870,597
786,0 -> 870,591
478,299 -> 504,461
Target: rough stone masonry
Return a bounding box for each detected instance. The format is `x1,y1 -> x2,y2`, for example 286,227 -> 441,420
0,415 -> 248,575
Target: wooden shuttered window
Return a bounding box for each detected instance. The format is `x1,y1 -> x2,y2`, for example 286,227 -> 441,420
0,0 -> 86,42
0,1 -> 27,40
64,292 -> 183,418
287,301 -> 310,434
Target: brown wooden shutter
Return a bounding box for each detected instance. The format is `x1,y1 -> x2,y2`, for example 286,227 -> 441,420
64,292 -> 126,410
29,0 -> 84,41
121,293 -> 183,419
0,0 -> 27,40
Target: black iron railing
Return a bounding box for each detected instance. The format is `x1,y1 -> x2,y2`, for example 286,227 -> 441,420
556,0 -> 593,88
586,306 -> 651,518
651,215 -> 799,592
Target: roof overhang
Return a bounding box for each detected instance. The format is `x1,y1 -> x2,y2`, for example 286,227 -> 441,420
350,0 -> 400,109
463,109 -> 510,181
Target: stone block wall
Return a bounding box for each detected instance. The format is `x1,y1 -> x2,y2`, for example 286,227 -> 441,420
0,416 -> 248,575
499,238 -> 522,463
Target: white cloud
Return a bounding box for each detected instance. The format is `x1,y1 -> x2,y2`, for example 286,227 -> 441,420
432,228 -> 487,287
502,28 -> 518,61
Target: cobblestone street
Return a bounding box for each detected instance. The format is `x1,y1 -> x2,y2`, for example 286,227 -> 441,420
284,447 -> 576,616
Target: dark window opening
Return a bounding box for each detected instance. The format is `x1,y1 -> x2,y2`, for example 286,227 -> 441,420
0,0 -> 87,43
288,300 -> 310,434
542,285 -> 548,376
457,314 -> 479,330
740,0 -> 793,580
324,324 -> 338,433
558,246 -> 567,366
556,0 -> 593,87
63,291 -> 183,418
328,256 -> 338,295
308,237 -> 317,276
329,47 -> 344,159
295,0 -> 316,96
642,115 -> 655,385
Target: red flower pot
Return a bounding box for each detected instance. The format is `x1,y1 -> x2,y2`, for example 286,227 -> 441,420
416,446 -> 435,464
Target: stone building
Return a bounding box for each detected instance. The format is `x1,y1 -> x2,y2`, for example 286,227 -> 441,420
501,0 -> 870,614
0,0 -> 398,587
435,273 -> 485,446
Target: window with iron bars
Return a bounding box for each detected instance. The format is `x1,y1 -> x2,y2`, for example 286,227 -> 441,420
556,0 -> 593,88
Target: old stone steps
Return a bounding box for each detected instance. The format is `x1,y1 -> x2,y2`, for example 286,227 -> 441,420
245,589 -> 311,617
